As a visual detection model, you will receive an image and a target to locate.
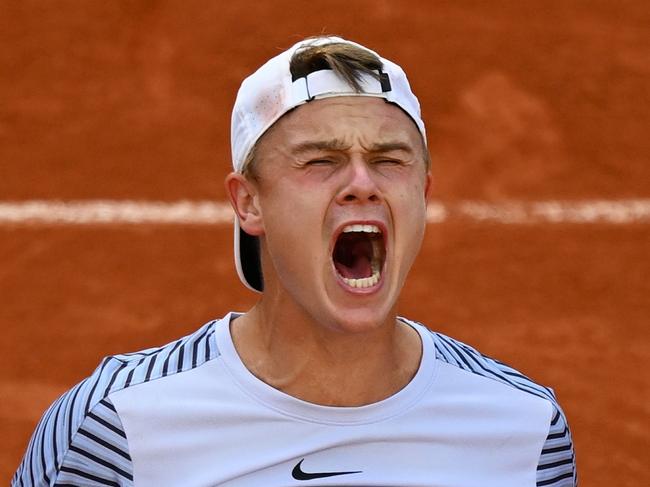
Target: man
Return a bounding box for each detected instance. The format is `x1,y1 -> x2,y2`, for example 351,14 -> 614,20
14,36 -> 577,486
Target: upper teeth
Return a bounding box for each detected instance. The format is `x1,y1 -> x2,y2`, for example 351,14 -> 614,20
342,224 -> 380,234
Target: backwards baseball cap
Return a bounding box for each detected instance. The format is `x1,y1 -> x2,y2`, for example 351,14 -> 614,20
230,36 -> 426,292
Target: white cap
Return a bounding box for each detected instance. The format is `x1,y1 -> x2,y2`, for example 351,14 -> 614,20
230,36 -> 426,292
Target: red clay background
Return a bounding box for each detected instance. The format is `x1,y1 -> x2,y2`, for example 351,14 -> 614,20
1,1 -> 649,485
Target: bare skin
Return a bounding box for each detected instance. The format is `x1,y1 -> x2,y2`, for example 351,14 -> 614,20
226,97 -> 431,407
231,307 -> 421,406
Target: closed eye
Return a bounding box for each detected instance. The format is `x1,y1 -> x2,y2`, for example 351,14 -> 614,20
371,158 -> 404,165
305,158 -> 336,165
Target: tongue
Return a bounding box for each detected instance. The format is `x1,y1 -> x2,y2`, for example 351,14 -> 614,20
333,237 -> 373,279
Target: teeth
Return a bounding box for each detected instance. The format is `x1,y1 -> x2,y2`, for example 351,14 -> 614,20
341,267 -> 381,288
337,223 -> 384,289
371,239 -> 382,266
342,224 -> 380,234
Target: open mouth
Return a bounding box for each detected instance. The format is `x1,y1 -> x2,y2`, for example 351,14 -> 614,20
332,224 -> 386,289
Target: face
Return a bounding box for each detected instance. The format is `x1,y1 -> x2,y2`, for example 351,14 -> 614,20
231,96 -> 431,333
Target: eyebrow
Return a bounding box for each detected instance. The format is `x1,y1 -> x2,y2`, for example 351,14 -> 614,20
366,141 -> 414,154
291,139 -> 413,154
291,139 -> 351,154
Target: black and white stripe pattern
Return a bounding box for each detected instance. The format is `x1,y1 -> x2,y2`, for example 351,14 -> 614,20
12,320 -> 219,486
424,324 -> 577,486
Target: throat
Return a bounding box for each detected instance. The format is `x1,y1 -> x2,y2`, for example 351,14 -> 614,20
232,310 -> 422,407
281,342 -> 420,407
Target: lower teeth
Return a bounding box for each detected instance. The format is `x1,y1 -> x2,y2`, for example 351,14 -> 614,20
341,267 -> 381,288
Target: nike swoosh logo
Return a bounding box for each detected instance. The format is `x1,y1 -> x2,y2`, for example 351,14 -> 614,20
291,458 -> 362,481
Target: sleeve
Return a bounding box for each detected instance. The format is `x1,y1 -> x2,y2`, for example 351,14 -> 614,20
12,359 -> 134,486
535,403 -> 578,486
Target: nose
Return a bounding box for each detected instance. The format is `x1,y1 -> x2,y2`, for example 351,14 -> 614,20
336,158 -> 381,205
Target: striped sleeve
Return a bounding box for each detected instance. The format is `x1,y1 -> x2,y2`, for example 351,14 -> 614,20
12,320 -> 219,486
12,360 -> 134,486
54,398 -> 132,486
536,404 -> 577,486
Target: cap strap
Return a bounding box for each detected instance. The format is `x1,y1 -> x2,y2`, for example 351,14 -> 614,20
291,69 -> 389,105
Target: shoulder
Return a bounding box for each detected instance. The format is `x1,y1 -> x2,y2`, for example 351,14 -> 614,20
404,317 -> 556,402
404,317 -> 578,486
12,317 -> 224,486
97,317 -> 221,398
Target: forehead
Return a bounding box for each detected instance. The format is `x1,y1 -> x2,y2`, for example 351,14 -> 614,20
258,96 -> 424,151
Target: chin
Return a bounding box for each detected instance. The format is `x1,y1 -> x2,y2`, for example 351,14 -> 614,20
317,301 -> 394,335
303,271 -> 401,334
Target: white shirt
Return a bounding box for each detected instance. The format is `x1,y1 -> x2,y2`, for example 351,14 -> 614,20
13,313 -> 577,486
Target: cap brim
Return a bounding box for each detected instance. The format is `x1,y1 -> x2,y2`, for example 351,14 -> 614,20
233,218 -> 263,292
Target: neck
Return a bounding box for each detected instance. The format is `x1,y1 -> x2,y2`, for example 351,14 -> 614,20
230,297 -> 422,407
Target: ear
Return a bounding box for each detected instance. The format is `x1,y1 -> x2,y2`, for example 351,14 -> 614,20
225,172 -> 265,236
424,170 -> 433,201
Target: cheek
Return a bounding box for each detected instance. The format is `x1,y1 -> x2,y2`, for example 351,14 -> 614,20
392,177 -> 428,211
259,189 -> 330,277
393,179 -> 428,246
